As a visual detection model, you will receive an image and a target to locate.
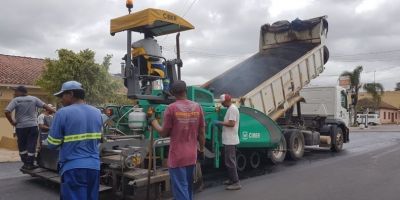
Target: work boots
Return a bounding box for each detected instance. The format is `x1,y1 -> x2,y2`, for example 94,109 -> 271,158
20,155 -> 38,171
225,182 -> 241,190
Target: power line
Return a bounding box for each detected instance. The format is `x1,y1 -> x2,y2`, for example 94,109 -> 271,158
331,49 -> 400,58
160,0 -> 199,45
182,0 -> 199,17
319,66 -> 400,77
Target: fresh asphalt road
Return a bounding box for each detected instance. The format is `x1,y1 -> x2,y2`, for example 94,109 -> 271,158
197,125 -> 400,200
0,125 -> 399,200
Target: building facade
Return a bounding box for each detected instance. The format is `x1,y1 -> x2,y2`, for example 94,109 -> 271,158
0,54 -> 54,148
357,98 -> 400,124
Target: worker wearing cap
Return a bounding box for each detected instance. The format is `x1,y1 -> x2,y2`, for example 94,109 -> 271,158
4,86 -> 55,170
47,81 -> 102,200
132,32 -> 170,93
38,104 -> 56,143
149,80 -> 206,200
215,94 -> 241,190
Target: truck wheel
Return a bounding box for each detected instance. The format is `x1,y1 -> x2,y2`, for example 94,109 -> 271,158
331,128 -> 344,152
236,151 -> 247,172
249,151 -> 261,169
323,46 -> 329,64
268,136 -> 287,165
285,130 -> 305,160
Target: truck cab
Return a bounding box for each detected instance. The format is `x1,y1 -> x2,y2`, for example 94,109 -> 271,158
299,85 -> 350,127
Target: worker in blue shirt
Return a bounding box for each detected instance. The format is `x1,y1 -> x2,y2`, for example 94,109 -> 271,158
47,81 -> 102,200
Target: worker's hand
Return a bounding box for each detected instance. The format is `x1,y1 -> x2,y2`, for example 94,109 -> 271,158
147,115 -> 156,125
11,121 -> 17,127
197,150 -> 205,161
42,139 -> 48,146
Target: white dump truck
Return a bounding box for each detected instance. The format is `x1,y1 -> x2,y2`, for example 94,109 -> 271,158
204,16 -> 349,166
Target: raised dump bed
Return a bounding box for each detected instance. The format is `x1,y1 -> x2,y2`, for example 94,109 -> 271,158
203,16 -> 329,120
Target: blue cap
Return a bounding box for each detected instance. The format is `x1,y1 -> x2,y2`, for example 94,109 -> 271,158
54,81 -> 84,96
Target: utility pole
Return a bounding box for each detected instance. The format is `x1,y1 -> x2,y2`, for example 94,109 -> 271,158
374,70 -> 376,84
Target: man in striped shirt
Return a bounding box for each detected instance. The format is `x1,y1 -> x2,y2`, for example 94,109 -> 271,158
47,81 -> 102,200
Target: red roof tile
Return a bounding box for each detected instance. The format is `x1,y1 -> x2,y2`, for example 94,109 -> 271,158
0,54 -> 45,86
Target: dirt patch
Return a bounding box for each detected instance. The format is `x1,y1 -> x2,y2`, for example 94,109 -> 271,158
0,148 -> 20,163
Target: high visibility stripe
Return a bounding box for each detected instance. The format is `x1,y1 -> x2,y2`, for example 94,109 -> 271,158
64,133 -> 101,143
19,151 -> 27,155
47,135 -> 63,145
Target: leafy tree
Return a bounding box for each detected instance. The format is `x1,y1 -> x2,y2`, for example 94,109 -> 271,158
37,49 -> 127,105
363,83 -> 384,112
340,66 -> 363,126
395,82 -> 400,91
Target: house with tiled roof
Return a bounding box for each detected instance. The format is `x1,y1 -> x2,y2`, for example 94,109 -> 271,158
0,54 -> 54,149
357,98 -> 400,124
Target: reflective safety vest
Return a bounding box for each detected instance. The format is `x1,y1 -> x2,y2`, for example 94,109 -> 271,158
47,132 -> 101,145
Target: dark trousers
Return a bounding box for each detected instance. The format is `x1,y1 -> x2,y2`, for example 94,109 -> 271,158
169,165 -> 195,200
61,168 -> 100,200
224,145 -> 239,183
16,126 -> 39,165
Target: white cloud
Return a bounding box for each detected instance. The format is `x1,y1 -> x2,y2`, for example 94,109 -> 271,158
355,0 -> 386,14
67,33 -> 81,45
268,0 -> 315,17
1,0 -> 400,91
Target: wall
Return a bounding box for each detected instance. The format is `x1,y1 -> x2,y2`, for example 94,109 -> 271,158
379,108 -> 400,124
359,91 -> 400,109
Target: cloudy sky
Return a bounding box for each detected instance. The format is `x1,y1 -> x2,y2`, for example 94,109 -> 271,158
1,0 -> 400,90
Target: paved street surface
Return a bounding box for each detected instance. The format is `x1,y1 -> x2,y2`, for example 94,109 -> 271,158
0,125 -> 399,200
197,125 -> 400,200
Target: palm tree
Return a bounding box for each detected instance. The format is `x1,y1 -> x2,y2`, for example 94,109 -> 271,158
395,82 -> 400,91
340,66 -> 363,126
363,83 -> 384,112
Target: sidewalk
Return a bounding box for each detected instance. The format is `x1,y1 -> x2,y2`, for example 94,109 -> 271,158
349,124 -> 400,132
0,148 -> 20,163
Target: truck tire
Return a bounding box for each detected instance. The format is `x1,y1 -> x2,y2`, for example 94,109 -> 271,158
249,151 -> 261,169
331,128 -> 344,152
267,136 -> 287,165
323,46 -> 329,64
285,130 -> 305,160
236,151 -> 247,172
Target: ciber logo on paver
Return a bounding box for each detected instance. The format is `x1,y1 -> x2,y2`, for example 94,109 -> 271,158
163,13 -> 176,21
241,131 -> 261,140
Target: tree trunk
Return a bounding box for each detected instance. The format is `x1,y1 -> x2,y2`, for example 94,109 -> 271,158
352,88 -> 359,126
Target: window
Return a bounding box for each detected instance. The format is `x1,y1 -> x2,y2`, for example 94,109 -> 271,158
194,90 -> 213,104
396,112 -> 398,119
340,91 -> 347,109
384,112 -> 386,119
388,112 -> 391,119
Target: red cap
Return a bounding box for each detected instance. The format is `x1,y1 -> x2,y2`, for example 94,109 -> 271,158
220,94 -> 232,102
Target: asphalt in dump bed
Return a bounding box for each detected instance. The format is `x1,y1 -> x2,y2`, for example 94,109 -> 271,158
203,42 -> 318,98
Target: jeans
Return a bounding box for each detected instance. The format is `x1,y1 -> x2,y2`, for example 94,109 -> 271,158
224,145 -> 239,183
61,168 -> 99,200
169,165 -> 195,200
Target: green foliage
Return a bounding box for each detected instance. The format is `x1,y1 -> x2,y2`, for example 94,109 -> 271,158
340,66 -> 363,126
37,49 -> 128,105
395,82 -> 400,91
363,82 -> 384,110
340,66 -> 363,93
